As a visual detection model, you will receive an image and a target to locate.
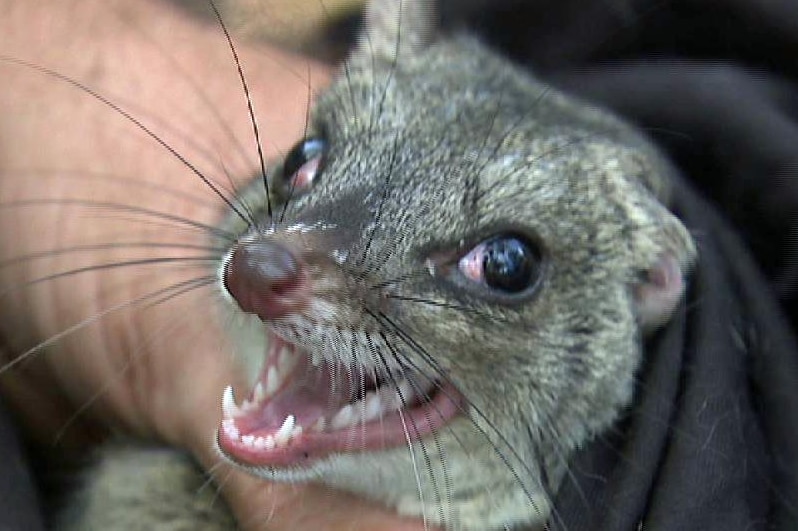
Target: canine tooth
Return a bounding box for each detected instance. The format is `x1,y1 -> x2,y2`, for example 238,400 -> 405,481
363,392 -> 384,421
381,388 -> 401,410
392,379 -> 416,409
222,385 -> 240,418
330,405 -> 355,429
265,366 -> 280,396
274,415 -> 296,445
253,382 -> 266,404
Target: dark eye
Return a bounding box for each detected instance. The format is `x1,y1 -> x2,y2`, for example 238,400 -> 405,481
458,235 -> 541,294
279,137 -> 326,197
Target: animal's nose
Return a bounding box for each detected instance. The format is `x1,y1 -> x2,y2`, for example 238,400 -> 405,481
223,238 -> 307,320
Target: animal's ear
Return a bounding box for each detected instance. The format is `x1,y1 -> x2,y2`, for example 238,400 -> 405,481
352,0 -> 438,64
634,207 -> 696,333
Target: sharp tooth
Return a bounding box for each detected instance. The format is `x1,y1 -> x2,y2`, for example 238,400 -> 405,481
222,385 -> 240,418
274,414 -> 296,445
393,379 -> 416,410
330,405 -> 355,429
363,392 -> 383,422
265,366 -> 280,396
241,398 -> 254,412
377,379 -> 400,407
253,382 -> 266,405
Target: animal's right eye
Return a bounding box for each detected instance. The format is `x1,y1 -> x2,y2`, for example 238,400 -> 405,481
277,137 -> 327,198
458,234 -> 542,295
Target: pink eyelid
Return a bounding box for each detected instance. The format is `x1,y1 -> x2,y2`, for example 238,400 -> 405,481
457,243 -> 487,283
288,155 -> 322,190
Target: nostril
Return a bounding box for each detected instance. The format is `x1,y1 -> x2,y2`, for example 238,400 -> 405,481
224,239 -> 306,320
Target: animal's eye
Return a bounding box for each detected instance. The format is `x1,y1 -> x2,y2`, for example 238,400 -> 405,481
458,235 -> 542,294
279,137 -> 326,197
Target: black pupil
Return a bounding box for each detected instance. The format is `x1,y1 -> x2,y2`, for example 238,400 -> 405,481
482,237 -> 536,293
282,137 -> 325,182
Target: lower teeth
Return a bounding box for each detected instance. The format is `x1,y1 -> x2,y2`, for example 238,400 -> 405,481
221,357 -> 438,449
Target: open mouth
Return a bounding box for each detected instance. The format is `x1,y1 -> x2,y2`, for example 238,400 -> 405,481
217,331 -> 464,467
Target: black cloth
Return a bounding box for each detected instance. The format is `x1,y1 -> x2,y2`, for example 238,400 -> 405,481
0,396 -> 44,531
440,0 -> 798,529
551,180 -> 798,530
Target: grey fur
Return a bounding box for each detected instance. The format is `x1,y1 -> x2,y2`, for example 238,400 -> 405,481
66,0 -> 695,529
57,444 -> 235,531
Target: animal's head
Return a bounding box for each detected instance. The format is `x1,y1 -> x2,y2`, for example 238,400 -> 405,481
216,0 -> 695,528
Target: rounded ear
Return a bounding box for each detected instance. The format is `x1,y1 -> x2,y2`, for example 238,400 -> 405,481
352,0 -> 438,65
634,204 -> 696,332
636,253 -> 687,332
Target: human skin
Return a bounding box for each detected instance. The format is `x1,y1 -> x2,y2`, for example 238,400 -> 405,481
0,0 -> 427,529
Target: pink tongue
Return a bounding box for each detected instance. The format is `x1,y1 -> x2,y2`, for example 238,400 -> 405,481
234,362 -> 354,436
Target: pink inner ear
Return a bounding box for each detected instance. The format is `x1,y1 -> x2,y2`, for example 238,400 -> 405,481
635,254 -> 686,332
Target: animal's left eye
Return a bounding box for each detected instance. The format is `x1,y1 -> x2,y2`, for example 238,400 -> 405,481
458,235 -> 542,294
278,137 -> 327,197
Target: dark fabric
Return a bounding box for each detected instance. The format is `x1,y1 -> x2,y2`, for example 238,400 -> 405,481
0,396 -> 45,531
551,181 -> 798,530
439,0 -> 798,529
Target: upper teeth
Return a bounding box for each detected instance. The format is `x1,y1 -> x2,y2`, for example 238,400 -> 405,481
222,346 -> 297,421
329,377 -> 435,430
220,348 -> 438,451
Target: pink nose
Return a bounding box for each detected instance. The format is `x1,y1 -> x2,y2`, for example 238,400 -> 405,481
223,239 -> 307,320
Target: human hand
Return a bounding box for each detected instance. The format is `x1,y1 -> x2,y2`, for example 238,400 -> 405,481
0,1 -> 427,529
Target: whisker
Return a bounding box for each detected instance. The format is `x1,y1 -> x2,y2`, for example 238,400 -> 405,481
207,0 -> 270,223
0,198 -> 236,241
0,276 -> 216,375
474,134 -> 592,204
0,55 -> 250,224
353,132 -> 401,272
385,294 -> 510,323
364,333 -> 433,530
0,242 -> 224,269
1,257 -> 217,299
370,309 -> 548,522
278,63 -> 316,225
371,0 -> 404,134
368,269 -> 429,290
52,281 -> 218,445
116,13 -> 260,192
379,332 -> 459,529
0,168 -> 222,209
